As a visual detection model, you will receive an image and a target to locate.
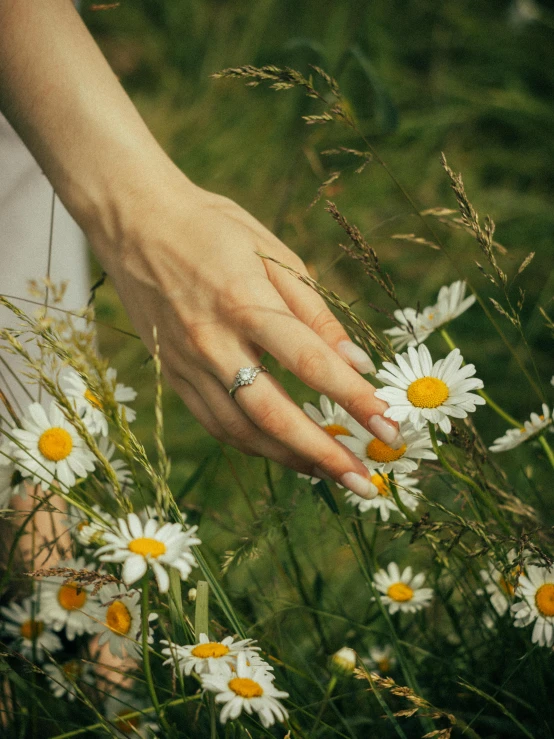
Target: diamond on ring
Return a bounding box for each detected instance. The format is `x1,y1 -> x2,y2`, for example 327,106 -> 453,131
229,366 -> 268,398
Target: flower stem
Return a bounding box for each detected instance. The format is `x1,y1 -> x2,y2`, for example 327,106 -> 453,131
141,577 -> 171,733
389,472 -> 417,522
312,675 -> 337,733
538,435 -> 554,471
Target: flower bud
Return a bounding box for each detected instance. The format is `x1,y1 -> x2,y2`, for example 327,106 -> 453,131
329,647 -> 356,676
187,587 -> 197,602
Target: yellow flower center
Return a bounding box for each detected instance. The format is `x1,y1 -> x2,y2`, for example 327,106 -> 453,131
387,582 -> 414,602
406,377 -> 449,408
191,642 -> 230,659
58,583 -> 87,611
115,710 -> 141,734
38,427 -> 73,461
377,657 -> 391,673
370,473 -> 390,497
20,619 -> 44,640
84,388 -> 103,409
498,576 -> 515,597
62,660 -> 82,680
535,583 -> 554,617
366,438 -> 407,463
324,424 -> 351,438
106,600 -> 132,635
228,677 -> 264,698
128,537 -> 166,558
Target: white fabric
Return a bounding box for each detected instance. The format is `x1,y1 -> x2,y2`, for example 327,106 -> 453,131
0,114 -> 90,413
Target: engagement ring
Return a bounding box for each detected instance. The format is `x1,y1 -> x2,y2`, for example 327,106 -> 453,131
229,365 -> 268,398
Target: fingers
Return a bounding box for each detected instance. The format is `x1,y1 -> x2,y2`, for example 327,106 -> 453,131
207,360 -> 378,499
265,255 -> 375,374
244,295 -> 404,450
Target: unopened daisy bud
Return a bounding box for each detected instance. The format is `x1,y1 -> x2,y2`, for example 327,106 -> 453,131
330,647 -> 356,676
188,587 -> 197,602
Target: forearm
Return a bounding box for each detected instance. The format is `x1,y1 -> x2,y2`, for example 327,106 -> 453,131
0,0 -> 187,262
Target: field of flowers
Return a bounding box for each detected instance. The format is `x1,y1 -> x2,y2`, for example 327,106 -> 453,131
1,2 -> 553,738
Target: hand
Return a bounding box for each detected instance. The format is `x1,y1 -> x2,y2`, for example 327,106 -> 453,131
90,171 -> 403,499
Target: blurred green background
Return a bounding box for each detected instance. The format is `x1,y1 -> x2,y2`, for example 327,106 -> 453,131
82,0 -> 554,660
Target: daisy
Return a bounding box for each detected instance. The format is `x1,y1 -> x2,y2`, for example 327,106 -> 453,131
161,632 -> 258,677
43,659 -> 94,701
344,472 -> 420,521
375,345 -> 485,434
330,647 -> 356,676
363,644 -> 396,675
511,565 -> 554,647
97,436 -> 133,489
38,556 -> 103,640
10,401 -> 96,490
96,583 -> 156,660
373,562 -> 433,614
63,368 -> 137,435
299,395 -> 365,483
201,652 -> 288,728
384,281 -> 475,350
107,367 -> 137,423
478,550 -> 526,617
96,513 -> 201,593
0,597 -> 62,660
66,505 -> 116,548
489,404 -> 553,452
337,421 -> 436,474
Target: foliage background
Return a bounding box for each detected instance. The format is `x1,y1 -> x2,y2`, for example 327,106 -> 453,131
73,1 -> 554,733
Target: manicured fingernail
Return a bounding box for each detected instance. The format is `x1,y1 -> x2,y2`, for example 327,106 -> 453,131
340,472 -> 378,500
337,340 -> 376,375
367,415 -> 405,449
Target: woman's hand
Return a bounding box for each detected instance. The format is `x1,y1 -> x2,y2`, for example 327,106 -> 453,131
91,174 -> 403,499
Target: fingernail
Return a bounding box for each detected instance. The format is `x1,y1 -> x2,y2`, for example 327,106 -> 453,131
367,415 -> 405,449
340,472 -> 378,500
337,340 -> 376,375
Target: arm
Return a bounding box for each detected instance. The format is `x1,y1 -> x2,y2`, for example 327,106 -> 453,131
0,0 -> 403,498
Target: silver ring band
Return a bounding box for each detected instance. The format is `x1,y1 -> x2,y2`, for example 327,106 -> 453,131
229,365 -> 268,398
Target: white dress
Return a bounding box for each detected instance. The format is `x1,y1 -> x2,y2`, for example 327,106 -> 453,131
0,113 -> 90,413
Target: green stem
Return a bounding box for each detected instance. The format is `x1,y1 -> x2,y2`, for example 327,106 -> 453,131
389,472 -> 417,522
141,577 -> 171,733
538,435 -> 554,472
312,675 -> 337,733
440,329 -> 522,428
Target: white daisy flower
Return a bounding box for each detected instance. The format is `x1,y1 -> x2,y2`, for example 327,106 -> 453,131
38,556 -> 103,640
107,367 -> 137,424
201,652 -> 288,728
97,436 -> 133,489
0,597 -> 62,660
337,421 -> 436,474
373,562 -> 433,614
43,659 -> 94,701
299,395 -> 365,483
104,693 -> 160,738
330,647 -> 356,676
384,281 -> 475,350
66,505 -> 116,548
478,549 -> 526,617
384,307 -> 434,351
511,565 -> 554,647
489,404 -> 553,452
96,583 -> 156,660
161,632 -> 259,677
344,472 -> 420,521
363,644 -> 396,674
375,345 -> 485,434
63,368 -> 137,435
96,513 -> 201,594
10,402 -> 96,491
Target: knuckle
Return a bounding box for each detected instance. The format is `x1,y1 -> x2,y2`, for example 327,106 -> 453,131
224,417 -> 257,445
312,449 -> 340,475
310,307 -> 339,336
253,401 -> 288,438
296,347 -> 326,385
341,394 -> 368,420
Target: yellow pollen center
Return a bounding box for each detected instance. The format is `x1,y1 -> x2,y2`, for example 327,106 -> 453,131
324,424 -> 351,438
58,583 -> 87,611
106,600 -> 132,635
20,619 -> 44,640
406,377 -> 449,408
535,583 -> 554,617
366,438 -> 407,463
38,427 -> 73,461
228,677 -> 264,698
377,657 -> 391,673
191,642 -> 230,659
499,576 -> 515,597
116,711 -> 141,734
84,388 -> 103,409
62,660 -> 81,680
370,473 -> 390,497
128,537 -> 166,558
387,582 -> 414,602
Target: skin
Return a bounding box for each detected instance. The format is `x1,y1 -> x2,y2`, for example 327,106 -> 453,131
0,0 -> 402,495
